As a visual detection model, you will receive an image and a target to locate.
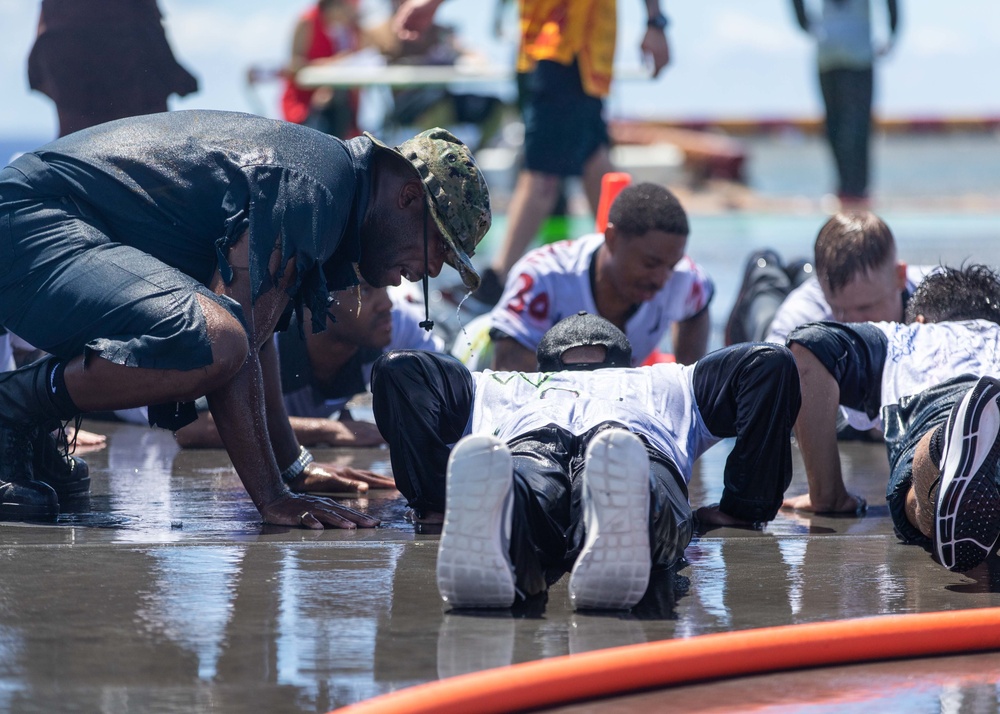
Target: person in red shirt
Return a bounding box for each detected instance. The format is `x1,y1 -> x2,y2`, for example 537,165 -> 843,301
282,0 -> 363,138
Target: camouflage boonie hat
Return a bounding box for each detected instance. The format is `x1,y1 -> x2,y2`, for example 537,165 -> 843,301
365,128 -> 492,291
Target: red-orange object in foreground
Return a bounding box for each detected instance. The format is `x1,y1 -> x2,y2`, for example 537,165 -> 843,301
331,607 -> 1000,714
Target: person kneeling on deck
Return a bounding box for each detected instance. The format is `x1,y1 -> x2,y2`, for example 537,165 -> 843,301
372,312 -> 801,610
0,110 -> 490,527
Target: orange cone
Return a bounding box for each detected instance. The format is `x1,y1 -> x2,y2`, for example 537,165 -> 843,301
595,172 -> 632,233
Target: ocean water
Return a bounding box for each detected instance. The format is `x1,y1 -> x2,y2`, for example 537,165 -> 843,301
6,129 -> 1000,200
743,130 -> 1000,199
0,137 -> 49,165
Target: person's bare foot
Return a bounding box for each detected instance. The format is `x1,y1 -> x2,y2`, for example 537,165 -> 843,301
61,426 -> 107,453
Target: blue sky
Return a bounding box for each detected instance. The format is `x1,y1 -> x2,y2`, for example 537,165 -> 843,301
1,0 -> 998,141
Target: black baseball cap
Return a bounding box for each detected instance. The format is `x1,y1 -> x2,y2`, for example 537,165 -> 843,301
536,312 -> 633,372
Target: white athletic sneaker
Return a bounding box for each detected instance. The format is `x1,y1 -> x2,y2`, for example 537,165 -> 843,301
436,434 -> 516,608
935,376 -> 1000,572
568,429 -> 651,610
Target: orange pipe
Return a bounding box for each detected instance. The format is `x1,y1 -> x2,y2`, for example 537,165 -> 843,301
330,607 -> 1000,714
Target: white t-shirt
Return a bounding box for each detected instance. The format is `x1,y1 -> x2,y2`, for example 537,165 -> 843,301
876,320 -> 1000,411
469,364 -> 719,486
766,265 -> 934,344
483,233 -> 714,367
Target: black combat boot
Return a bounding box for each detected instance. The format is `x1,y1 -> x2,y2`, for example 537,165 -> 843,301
33,428 -> 91,500
0,422 -> 59,521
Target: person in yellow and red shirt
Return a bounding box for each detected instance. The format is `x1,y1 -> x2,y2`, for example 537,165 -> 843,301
395,0 -> 670,305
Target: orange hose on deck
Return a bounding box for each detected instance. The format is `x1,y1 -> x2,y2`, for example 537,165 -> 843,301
331,607 -> 1000,714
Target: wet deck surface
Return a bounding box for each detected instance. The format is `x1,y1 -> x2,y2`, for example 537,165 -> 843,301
4,213 -> 1000,713
4,421 -> 1000,713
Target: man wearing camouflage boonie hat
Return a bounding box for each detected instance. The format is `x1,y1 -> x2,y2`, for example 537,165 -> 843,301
371,127 -> 491,292
367,127 -> 491,329
0,109 -> 490,530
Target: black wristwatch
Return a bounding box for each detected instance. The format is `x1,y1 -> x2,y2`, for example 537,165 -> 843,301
647,12 -> 669,31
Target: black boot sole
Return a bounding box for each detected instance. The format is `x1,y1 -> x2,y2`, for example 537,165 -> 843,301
43,476 -> 91,501
0,502 -> 58,522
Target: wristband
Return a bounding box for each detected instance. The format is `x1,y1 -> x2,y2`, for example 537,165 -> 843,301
647,12 -> 669,30
281,445 -> 314,483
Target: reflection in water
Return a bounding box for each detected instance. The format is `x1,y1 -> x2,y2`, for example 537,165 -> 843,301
437,612 -> 514,678
99,423 -> 186,541
7,414 -> 1000,711
678,540 -> 731,636
778,539 -> 806,617
140,547 -> 245,680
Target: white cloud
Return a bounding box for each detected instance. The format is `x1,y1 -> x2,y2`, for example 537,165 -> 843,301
903,25 -> 976,58
712,9 -> 805,55
165,5 -> 293,62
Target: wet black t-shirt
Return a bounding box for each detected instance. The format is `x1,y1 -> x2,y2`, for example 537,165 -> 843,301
5,109 -> 373,331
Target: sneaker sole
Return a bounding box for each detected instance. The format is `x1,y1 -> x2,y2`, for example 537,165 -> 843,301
569,430 -> 651,610
936,378 -> 1000,572
437,435 -> 516,608
723,250 -> 781,345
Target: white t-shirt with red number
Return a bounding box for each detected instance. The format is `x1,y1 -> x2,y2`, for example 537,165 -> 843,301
460,234 -> 713,369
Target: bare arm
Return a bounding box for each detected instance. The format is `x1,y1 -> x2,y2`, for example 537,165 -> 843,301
287,17 -> 313,75
206,232 -> 378,529
887,0 -> 898,35
783,343 -> 862,513
790,0 -> 809,32
878,0 -> 899,56
259,338 -> 393,493
641,0 -> 670,77
491,336 -> 538,372
258,335 -> 299,470
671,308 -> 710,365
287,416 -> 385,447
175,333 -> 383,449
173,408 -> 393,491
174,410 -> 385,449
393,0 -> 446,40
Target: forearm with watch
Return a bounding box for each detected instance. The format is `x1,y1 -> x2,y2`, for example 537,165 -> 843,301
259,337 -> 314,485
281,445 -> 315,484
646,1 -> 669,31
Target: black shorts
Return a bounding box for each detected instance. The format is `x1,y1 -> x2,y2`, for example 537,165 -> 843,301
518,60 -> 609,177
0,191 -> 244,372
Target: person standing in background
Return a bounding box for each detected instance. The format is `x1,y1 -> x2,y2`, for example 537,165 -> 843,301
282,0 -> 364,139
366,0 -> 507,152
27,0 -> 198,137
791,0 -> 899,206
394,0 -> 671,305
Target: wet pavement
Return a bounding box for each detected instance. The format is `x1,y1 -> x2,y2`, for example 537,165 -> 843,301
3,211 -> 1000,713
4,420 -> 1000,714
